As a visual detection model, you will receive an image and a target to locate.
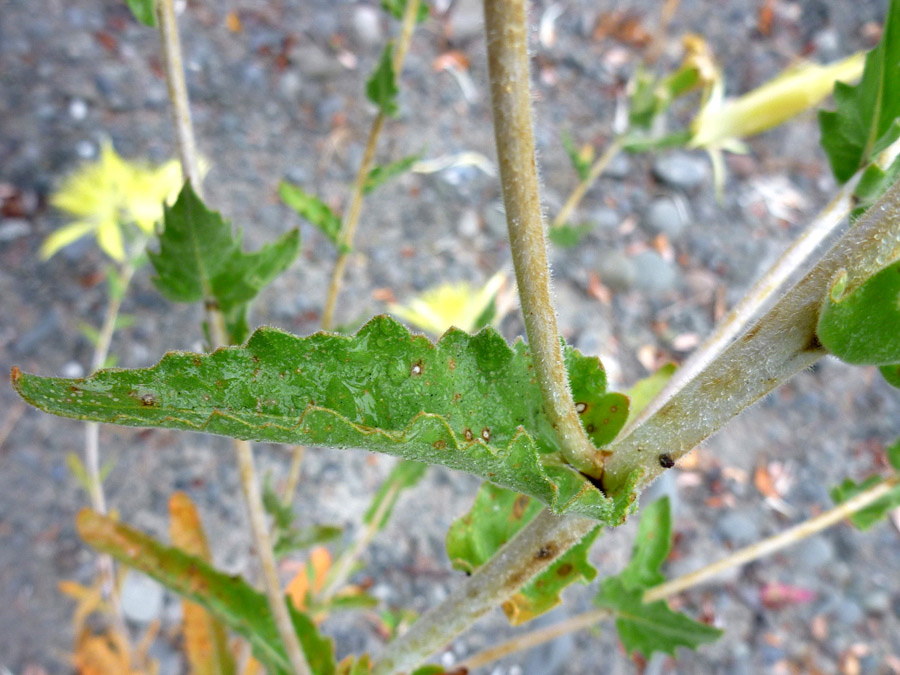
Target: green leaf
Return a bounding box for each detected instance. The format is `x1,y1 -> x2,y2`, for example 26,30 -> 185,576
561,132 -> 592,182
13,316 -> 641,523
831,475 -> 900,530
381,0 -> 429,23
363,459 -> 428,531
263,479 -> 342,558
150,183 -> 301,344
817,260 -> 900,365
409,667 -> 445,675
881,363 -> 900,389
364,154 -> 421,195
337,654 -> 372,675
850,154 -> 900,222
278,182 -> 345,250
619,496 -> 671,591
595,577 -> 722,657
887,438 -> 900,471
367,44 -> 400,117
625,363 -> 677,428
819,0 -> 900,182
76,509 -> 335,675
125,0 -> 157,27
622,130 -> 693,154
548,223 -> 593,248
446,482 -> 601,625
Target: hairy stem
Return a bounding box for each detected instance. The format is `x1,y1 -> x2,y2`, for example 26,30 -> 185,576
461,473 -> 900,671
484,0 -> 602,477
551,136 -> 625,228
157,2 -> 310,672
603,175 -> 900,491
372,509 -> 595,675
321,0 -> 420,330
281,445 -> 305,506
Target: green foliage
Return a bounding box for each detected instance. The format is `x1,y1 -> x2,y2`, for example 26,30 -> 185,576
76,509 -> 335,675
595,497 -> 723,657
561,132 -> 592,182
66,452 -> 115,496
888,438 -> 900,471
446,482 -> 601,625
150,183 -> 301,344
548,223 -> 593,248
625,363 -> 677,428
13,316 -> 641,523
125,0 -> 157,29
262,480 -> 342,559
278,182 -> 346,252
381,0 -> 429,23
819,0 -> 900,183
817,260 -> 900,366
367,44 -> 400,117
830,474 -> 900,530
881,363 -> 900,389
850,154 -> 900,222
363,459 -> 427,530
364,154 -> 421,195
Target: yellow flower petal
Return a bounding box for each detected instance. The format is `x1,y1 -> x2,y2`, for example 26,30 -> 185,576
389,272 -> 507,335
39,221 -> 97,260
96,220 -> 126,262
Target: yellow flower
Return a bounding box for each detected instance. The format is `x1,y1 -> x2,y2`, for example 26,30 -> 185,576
388,272 -> 508,336
43,141 -> 185,262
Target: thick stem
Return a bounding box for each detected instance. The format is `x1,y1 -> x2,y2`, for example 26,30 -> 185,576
321,0 -> 420,330
461,473 -> 900,671
372,510 -> 595,675
551,137 -> 625,228
603,175 -> 900,491
484,0 -> 602,477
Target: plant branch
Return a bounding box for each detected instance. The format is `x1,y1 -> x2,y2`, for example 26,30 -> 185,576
372,510 -> 596,675
281,445 -> 305,506
460,473 -> 900,671
321,0 -> 420,330
156,2 -> 310,672
551,136 -> 625,228
603,174 -> 900,491
484,0 -> 602,477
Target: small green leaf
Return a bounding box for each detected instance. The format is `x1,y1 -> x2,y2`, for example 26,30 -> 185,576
278,182 -> 345,250
363,459 -> 427,531
66,453 -> 94,495
819,0 -> 900,182
77,509 -> 335,675
409,667 -> 445,675
881,363 -> 900,389
817,260 -> 900,365
367,44 -> 400,117
548,223 -> 593,248
830,475 -> 900,530
595,577 -> 722,657
561,132 -> 592,182
381,0 -> 429,23
150,183 -> 301,345
619,496 -> 671,591
13,316 -> 641,523
125,0 -> 157,27
263,479 -> 342,558
446,482 -> 601,625
625,363 -> 677,427
851,154 -> 900,222
337,654 -> 372,675
364,154 -> 421,195
887,438 -> 900,471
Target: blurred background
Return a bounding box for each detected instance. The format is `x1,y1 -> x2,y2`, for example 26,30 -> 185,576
1,0 -> 899,672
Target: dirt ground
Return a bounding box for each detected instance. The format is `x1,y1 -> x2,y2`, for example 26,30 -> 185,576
1,0 -> 899,673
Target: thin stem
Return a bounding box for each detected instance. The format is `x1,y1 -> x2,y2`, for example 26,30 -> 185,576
281,446 -> 306,506
156,2 -> 309,672
551,136 -> 625,228
484,0 -> 602,477
321,0 -> 420,330
318,483 -> 400,603
461,473 -> 900,671
372,510 -> 595,675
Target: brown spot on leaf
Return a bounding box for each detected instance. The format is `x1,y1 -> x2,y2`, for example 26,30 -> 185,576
10,367 -> 21,385
410,359 -> 425,376
448,358 -> 456,371
512,494 -> 530,519
575,401 -> 588,413
464,428 -> 474,441
536,544 -> 556,560
433,440 -> 447,450
481,427 -> 492,442
141,394 -> 156,407
556,563 -> 573,577
658,453 -> 675,468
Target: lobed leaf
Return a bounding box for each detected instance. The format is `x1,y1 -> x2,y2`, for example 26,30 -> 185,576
363,459 -> 428,531
150,183 -> 300,344
817,260 -> 900,366
367,44 -> 400,117
830,474 -> 900,530
13,316 -> 640,523
278,182 -> 345,251
364,154 -> 421,195
125,0 -> 157,27
618,496 -> 670,591
819,0 -> 900,182
77,509 -> 335,675
446,482 -> 600,625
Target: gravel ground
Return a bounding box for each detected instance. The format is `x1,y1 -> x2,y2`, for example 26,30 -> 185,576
2,0 -> 900,673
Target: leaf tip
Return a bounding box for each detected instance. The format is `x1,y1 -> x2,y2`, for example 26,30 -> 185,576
10,366 -> 21,387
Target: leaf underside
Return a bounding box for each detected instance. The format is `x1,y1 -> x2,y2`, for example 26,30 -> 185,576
13,316 -> 641,523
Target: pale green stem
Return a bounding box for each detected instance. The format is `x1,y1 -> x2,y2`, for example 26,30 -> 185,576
483,0 -> 602,477
460,473 -> 900,671
281,445 -> 306,506
551,136 -> 625,228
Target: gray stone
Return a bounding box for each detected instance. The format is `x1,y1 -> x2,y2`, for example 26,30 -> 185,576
604,151 -> 631,179
351,6 -> 384,47
590,206 -> 620,231
596,251 -> 636,291
715,511 -> 760,546
448,0 -> 483,41
794,535 -> 834,571
0,218 -> 31,242
13,309 -> 61,356
278,71 -> 303,101
483,202 -> 508,238
294,45 -> 343,81
643,196 -> 690,239
120,572 -> 164,624
832,597 -> 865,626
653,153 -> 709,190
633,250 -> 680,294
862,590 -> 891,614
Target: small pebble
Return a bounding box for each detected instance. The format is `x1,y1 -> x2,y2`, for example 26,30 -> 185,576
68,98 -> 88,120
794,535 -> 834,571
653,152 -> 709,190
0,218 -> 31,242
596,251 -> 636,291
862,590 -> 890,615
643,195 -> 690,239
633,250 -> 680,294
590,206 -> 620,231
60,361 -> 84,378
352,5 -> 384,47
120,573 -> 164,624
715,510 -> 760,546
